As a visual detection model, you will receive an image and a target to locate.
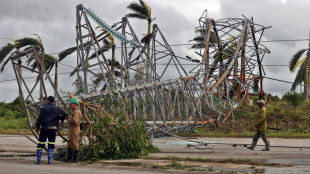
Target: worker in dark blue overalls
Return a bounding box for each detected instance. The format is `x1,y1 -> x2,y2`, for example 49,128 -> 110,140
35,96 -> 68,164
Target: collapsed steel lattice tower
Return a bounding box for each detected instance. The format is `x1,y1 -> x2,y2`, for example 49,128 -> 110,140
11,4 -> 270,140
73,5 -> 270,128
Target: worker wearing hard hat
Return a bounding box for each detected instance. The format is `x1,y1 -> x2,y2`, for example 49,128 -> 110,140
247,99 -> 270,151
63,98 -> 82,163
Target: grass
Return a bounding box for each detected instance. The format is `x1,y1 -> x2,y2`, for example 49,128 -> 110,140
143,156 -> 289,167
0,117 -> 28,130
105,162 -> 143,167
178,126 -> 310,139
150,161 -> 206,172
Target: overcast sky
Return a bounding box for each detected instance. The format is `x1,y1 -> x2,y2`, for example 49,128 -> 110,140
0,0 -> 309,102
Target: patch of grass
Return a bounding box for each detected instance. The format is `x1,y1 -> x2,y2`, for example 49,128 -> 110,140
151,164 -> 164,169
253,168 -> 265,173
225,171 -> 237,174
226,157 -> 252,164
102,162 -> 143,167
144,156 -> 286,167
208,166 -> 215,172
0,149 -> 6,152
166,160 -> 186,170
151,161 -> 206,171
0,129 -> 32,135
0,117 -> 28,130
178,126 -> 310,139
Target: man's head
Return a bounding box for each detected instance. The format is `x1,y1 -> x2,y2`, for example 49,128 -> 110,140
69,98 -> 79,110
256,100 -> 265,107
46,96 -> 55,104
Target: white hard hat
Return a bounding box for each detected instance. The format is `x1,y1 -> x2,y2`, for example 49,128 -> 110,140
256,100 -> 265,105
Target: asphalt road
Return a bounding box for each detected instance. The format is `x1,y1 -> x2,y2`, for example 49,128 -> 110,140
1,135 -> 310,173
0,160 -> 176,174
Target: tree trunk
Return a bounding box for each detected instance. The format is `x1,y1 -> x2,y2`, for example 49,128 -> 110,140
111,46 -> 116,78
304,53 -> 309,100
304,32 -> 310,100
146,21 -> 151,83
40,55 -> 45,100
54,61 -> 58,102
18,58 -> 23,99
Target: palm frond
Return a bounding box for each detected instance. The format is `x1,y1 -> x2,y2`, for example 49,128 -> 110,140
0,43 -> 15,62
114,70 -> 121,77
89,47 -> 111,60
23,46 -> 41,52
291,61 -> 306,91
31,34 -> 44,51
127,1 -> 148,17
291,56 -> 307,72
190,43 -> 205,49
141,0 -> 151,19
289,49 -> 307,71
58,46 -> 77,62
107,35 -> 114,45
0,55 -> 12,72
26,53 -> 36,66
126,13 -> 148,20
16,37 -> 43,50
69,63 -> 82,77
190,36 -> 204,42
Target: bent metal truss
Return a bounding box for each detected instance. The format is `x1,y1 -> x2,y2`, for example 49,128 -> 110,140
11,4 -> 270,141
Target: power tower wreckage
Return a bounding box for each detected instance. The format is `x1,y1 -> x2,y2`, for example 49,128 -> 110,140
11,4 -> 274,151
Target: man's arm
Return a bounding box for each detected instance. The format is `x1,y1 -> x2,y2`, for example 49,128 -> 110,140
68,111 -> 81,126
35,107 -> 44,132
58,107 -> 68,123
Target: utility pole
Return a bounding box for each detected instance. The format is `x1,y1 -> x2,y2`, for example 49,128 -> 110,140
307,30 -> 310,100
304,30 -> 310,100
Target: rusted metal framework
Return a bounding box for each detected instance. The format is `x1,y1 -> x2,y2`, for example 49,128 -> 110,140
10,5 -> 270,141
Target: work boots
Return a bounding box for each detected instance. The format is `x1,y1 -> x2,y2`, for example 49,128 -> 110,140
262,141 -> 270,151
247,141 -> 257,150
36,149 -> 43,164
63,149 -> 73,162
70,150 -> 79,163
47,149 -> 54,164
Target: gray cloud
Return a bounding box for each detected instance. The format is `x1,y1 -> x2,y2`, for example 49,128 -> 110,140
0,0 -> 309,101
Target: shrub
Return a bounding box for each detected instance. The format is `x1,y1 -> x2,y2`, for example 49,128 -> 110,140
78,92 -> 159,161
282,92 -> 303,107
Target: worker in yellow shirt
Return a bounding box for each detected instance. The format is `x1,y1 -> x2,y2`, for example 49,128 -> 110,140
247,100 -> 270,151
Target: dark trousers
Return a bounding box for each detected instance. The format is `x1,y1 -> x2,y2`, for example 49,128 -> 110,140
37,128 -> 56,149
252,129 -> 267,143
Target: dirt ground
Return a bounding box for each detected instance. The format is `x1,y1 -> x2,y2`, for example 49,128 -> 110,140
1,134 -> 310,173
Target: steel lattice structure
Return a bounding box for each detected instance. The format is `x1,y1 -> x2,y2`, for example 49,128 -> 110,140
10,4 -> 271,141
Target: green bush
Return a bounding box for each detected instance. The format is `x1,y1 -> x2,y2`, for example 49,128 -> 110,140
78,92 -> 159,161
266,93 -> 280,102
282,92 -> 303,107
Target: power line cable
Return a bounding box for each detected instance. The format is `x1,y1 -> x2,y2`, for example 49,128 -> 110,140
44,38 -> 310,55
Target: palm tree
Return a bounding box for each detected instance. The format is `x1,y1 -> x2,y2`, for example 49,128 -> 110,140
289,36 -> 310,100
189,29 -> 237,76
0,36 -> 56,99
126,0 -> 152,83
189,28 -> 217,49
59,33 -> 120,92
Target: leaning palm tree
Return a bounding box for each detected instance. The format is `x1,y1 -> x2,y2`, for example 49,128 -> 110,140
189,28 -> 217,49
289,38 -> 310,100
126,0 -> 152,83
59,31 -> 120,92
0,36 -> 56,99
